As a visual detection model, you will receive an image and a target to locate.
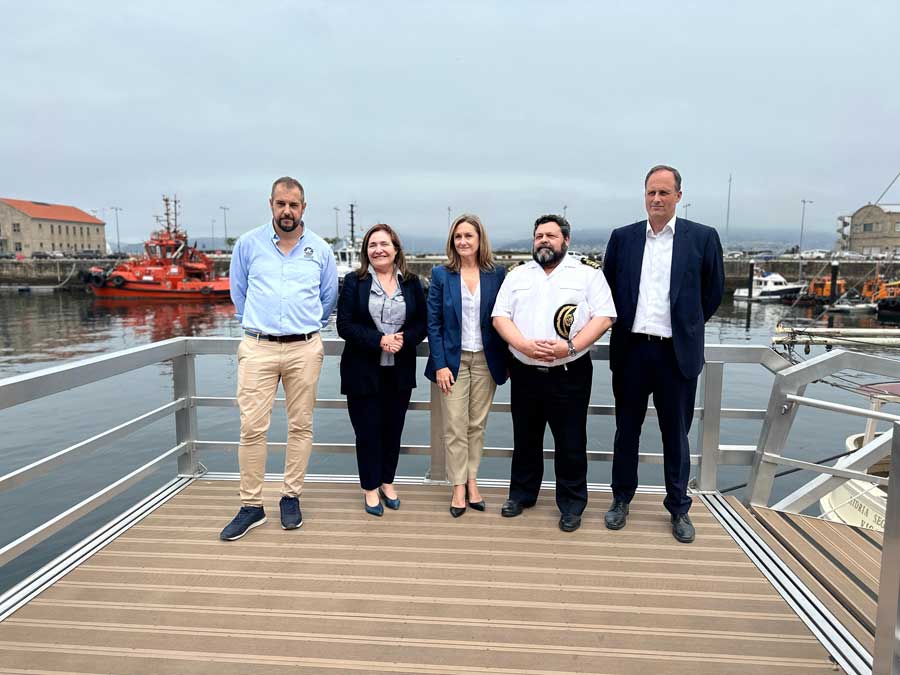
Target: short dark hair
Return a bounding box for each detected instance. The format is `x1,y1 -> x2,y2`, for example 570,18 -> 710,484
644,165 -> 682,191
533,214 -> 571,239
271,176 -> 306,202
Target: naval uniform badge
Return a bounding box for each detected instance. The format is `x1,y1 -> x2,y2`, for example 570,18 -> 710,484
580,257 -> 602,270
554,304 -> 578,339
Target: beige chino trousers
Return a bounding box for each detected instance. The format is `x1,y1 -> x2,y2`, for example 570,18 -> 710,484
236,334 -> 325,505
440,350 -> 497,485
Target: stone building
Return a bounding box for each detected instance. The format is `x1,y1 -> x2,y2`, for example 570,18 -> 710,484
836,204 -> 900,257
0,198 -> 106,257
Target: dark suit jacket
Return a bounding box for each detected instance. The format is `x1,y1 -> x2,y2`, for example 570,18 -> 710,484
337,271 -> 428,396
424,264 -> 508,386
603,218 -> 724,379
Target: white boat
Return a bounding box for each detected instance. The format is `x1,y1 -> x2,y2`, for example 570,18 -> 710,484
824,298 -> 877,313
818,382 -> 899,532
733,271 -> 805,302
332,238 -> 359,279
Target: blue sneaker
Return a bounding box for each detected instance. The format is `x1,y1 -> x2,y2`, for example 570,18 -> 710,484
279,496 -> 303,530
220,506 -> 266,541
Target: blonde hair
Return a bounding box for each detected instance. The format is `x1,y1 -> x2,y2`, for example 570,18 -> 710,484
444,214 -> 494,273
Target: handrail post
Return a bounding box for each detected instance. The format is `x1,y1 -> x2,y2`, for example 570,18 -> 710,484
173,353 -> 199,476
746,376 -> 806,507
426,382 -> 446,482
873,421 -> 900,674
697,361 -> 724,492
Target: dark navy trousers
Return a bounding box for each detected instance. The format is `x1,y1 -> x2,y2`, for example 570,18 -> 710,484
347,367 -> 413,491
611,336 -> 697,516
508,353 -> 592,516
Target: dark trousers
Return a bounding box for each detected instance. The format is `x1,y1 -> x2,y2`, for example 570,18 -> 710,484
611,336 -> 697,516
508,353 -> 592,515
346,367 -> 413,491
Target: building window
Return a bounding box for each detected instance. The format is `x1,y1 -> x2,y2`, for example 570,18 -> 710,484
895,222 -> 900,232
38,223 -> 42,230
39,243 -> 44,249
12,222 -> 21,233
50,224 -> 54,234
14,242 -> 22,252
863,223 -> 874,232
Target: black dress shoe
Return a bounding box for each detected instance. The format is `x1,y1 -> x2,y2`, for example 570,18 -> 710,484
671,513 -> 695,543
559,514 -> 582,532
500,499 -> 524,517
604,500 -> 629,530
468,499 -> 486,511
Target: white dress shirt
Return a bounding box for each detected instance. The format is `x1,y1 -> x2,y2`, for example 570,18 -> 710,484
460,280 -> 484,352
632,215 -> 675,337
492,253 -> 617,367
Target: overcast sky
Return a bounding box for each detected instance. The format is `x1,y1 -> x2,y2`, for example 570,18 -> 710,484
3,1 -> 898,246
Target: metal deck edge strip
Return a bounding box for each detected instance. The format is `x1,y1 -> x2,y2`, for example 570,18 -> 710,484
0,475 -> 195,622
701,493 -> 872,675
197,472 -> 670,495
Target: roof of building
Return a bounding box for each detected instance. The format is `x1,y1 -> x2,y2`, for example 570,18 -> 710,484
0,198 -> 104,224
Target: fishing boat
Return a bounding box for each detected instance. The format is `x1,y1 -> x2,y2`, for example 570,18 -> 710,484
824,297 -> 877,313
332,237 -> 359,279
84,196 -> 230,301
783,276 -> 847,307
733,270 -> 805,302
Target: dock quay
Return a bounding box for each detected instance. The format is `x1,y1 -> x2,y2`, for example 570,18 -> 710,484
1,338 -> 900,673
0,258 -> 891,292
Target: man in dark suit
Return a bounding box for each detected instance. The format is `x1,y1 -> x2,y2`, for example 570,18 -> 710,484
602,165 -> 724,543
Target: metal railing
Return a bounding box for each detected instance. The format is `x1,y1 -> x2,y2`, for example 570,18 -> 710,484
0,337 -> 787,568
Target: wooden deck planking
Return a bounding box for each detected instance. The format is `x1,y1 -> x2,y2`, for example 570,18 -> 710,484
752,505 -> 881,638
0,481 -> 842,674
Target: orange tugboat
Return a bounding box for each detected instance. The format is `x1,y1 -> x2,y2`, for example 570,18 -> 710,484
85,196 -> 230,301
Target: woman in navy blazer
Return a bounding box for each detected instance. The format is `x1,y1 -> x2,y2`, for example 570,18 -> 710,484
425,214 -> 508,517
337,224 -> 427,516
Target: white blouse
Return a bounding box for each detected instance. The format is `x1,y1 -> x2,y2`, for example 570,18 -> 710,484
460,279 -> 483,352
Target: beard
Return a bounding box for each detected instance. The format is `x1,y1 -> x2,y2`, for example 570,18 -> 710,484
533,242 -> 568,268
274,216 -> 301,233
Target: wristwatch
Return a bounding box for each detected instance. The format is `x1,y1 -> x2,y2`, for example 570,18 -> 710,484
566,339 -> 577,357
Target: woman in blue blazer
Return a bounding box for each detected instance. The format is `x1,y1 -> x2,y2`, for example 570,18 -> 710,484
425,214 -> 508,517
337,224 -> 427,516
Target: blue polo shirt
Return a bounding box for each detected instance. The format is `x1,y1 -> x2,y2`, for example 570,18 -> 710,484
229,223 -> 338,335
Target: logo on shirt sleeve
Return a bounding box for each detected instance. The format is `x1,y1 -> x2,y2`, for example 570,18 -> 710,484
554,304 -> 577,339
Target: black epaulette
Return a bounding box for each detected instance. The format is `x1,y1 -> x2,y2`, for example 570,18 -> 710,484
580,257 -> 602,270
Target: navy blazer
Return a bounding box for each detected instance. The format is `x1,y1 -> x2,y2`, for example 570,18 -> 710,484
424,265 -> 508,386
336,271 -> 428,396
603,218 -> 724,379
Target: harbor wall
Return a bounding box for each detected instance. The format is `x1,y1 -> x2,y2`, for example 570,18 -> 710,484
0,258 -> 889,292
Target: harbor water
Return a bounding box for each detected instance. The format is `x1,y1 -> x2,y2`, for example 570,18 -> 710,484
0,290 -> 897,591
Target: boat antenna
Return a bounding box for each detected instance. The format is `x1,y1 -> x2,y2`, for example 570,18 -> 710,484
874,169 -> 900,205
349,202 -> 357,249
173,194 -> 180,232
162,195 -> 172,233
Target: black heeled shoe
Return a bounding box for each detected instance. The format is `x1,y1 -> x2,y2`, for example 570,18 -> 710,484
378,487 -> 400,510
364,494 -> 383,517
449,504 -> 467,518
466,485 -> 486,511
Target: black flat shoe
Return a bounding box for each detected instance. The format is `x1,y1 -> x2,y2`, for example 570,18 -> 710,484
468,499 -> 486,511
378,487 -> 400,510
449,505 -> 467,518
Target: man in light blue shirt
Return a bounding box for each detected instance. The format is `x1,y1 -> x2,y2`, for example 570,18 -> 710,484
220,176 -> 338,541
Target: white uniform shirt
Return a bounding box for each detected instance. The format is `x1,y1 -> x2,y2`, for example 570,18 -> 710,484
632,215 -> 675,337
460,280 -> 484,352
492,253 -> 617,367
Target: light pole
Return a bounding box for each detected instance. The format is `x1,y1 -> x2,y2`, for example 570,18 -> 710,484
447,206 -> 451,228
109,206 -> 123,253
563,205 -> 568,219
682,202 -> 692,220
799,199 -> 813,279
219,206 -> 229,248
333,206 -> 340,239
210,218 -> 216,251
